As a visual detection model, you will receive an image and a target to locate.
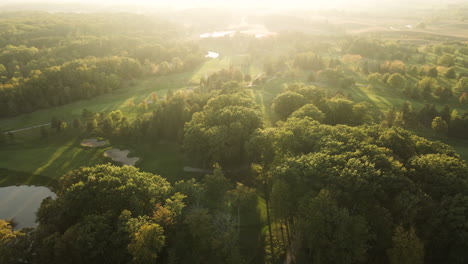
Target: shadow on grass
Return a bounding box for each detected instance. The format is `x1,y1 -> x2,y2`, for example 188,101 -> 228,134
0,168 -> 58,190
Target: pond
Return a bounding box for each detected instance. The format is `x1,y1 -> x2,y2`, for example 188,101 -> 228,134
0,185 -> 56,229
206,51 -> 219,59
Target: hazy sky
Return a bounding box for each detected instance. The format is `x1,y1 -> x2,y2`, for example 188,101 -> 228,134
0,0 -> 458,9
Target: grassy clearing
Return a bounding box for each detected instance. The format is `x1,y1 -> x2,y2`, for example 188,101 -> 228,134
0,127 -> 188,185
130,142 -> 185,183
0,130 -> 108,180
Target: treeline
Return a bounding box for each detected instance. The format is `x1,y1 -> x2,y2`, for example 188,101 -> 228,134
249,118 -> 467,263
384,101 -> 468,139
0,57 -> 141,117
0,13 -> 204,118
343,37 -> 419,60
272,83 -> 371,125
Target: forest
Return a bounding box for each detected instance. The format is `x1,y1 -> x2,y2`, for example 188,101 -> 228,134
2,2 -> 468,264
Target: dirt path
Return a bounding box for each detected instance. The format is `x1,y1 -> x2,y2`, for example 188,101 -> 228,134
3,123 -> 51,134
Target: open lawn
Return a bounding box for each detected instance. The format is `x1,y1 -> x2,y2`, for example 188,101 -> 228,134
0,130 -> 108,182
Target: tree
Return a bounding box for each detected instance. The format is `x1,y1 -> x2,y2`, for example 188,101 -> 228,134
432,116 -> 448,135
290,104 -> 325,122
383,107 -> 396,127
418,104 -> 439,127
0,220 -> 28,263
128,223 -> 165,264
151,92 -> 158,102
0,64 -> 7,77
440,105 -> 451,124
139,99 -> 148,111
387,73 -> 405,89
438,54 -> 455,67
128,99 -> 135,108
298,190 -> 369,264
427,67 -> 438,78
455,77 -> 468,95
184,92 -> 263,167
225,182 -> 256,230
368,72 -> 382,83
203,166 -> 232,209
271,91 -> 305,120
322,97 -> 355,125
35,164 -> 172,263
87,118 -> 98,133
445,67 -> 457,79
55,119 -> 63,132
418,77 -> 437,97
387,226 -> 424,264
59,121 -> 67,132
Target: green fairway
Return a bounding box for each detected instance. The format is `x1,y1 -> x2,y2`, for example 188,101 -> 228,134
0,130 -> 108,180
129,142 -> 186,182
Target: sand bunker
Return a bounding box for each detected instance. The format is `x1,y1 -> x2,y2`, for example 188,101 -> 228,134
81,139 -> 109,148
104,148 -> 139,166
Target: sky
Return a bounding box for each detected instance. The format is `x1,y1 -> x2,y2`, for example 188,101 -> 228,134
0,0 -> 458,9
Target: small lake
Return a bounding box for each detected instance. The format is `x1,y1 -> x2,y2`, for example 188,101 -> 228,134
206,51 -> 219,59
0,185 -> 56,229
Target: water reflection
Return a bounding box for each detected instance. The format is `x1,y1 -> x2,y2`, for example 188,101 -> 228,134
0,185 -> 56,229
206,51 -> 219,58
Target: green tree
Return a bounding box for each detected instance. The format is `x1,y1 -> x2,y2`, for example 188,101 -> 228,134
418,77 -> 436,90
438,54 -> 455,67
87,118 -> 98,133
59,121 -> 68,132
387,73 -> 405,89
432,116 -> 448,135
368,72 -> 382,83
184,92 -> 262,167
445,67 -> 457,79
387,226 -> 424,264
225,182 -> 256,230
455,77 -> 468,95
298,190 -> 369,264
0,64 -> 7,77
35,164 -> 172,263
128,223 -> 165,264
290,104 -> 325,122
322,97 -> 355,125
427,67 -> 438,78
271,91 -> 305,120
0,220 -> 28,263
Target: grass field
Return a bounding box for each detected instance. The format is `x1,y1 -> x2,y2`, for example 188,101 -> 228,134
0,130 -> 108,185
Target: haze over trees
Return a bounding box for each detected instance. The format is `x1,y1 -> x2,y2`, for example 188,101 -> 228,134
2,2 -> 468,264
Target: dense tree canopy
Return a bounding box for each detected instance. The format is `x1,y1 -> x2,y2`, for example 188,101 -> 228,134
33,164 -> 175,263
